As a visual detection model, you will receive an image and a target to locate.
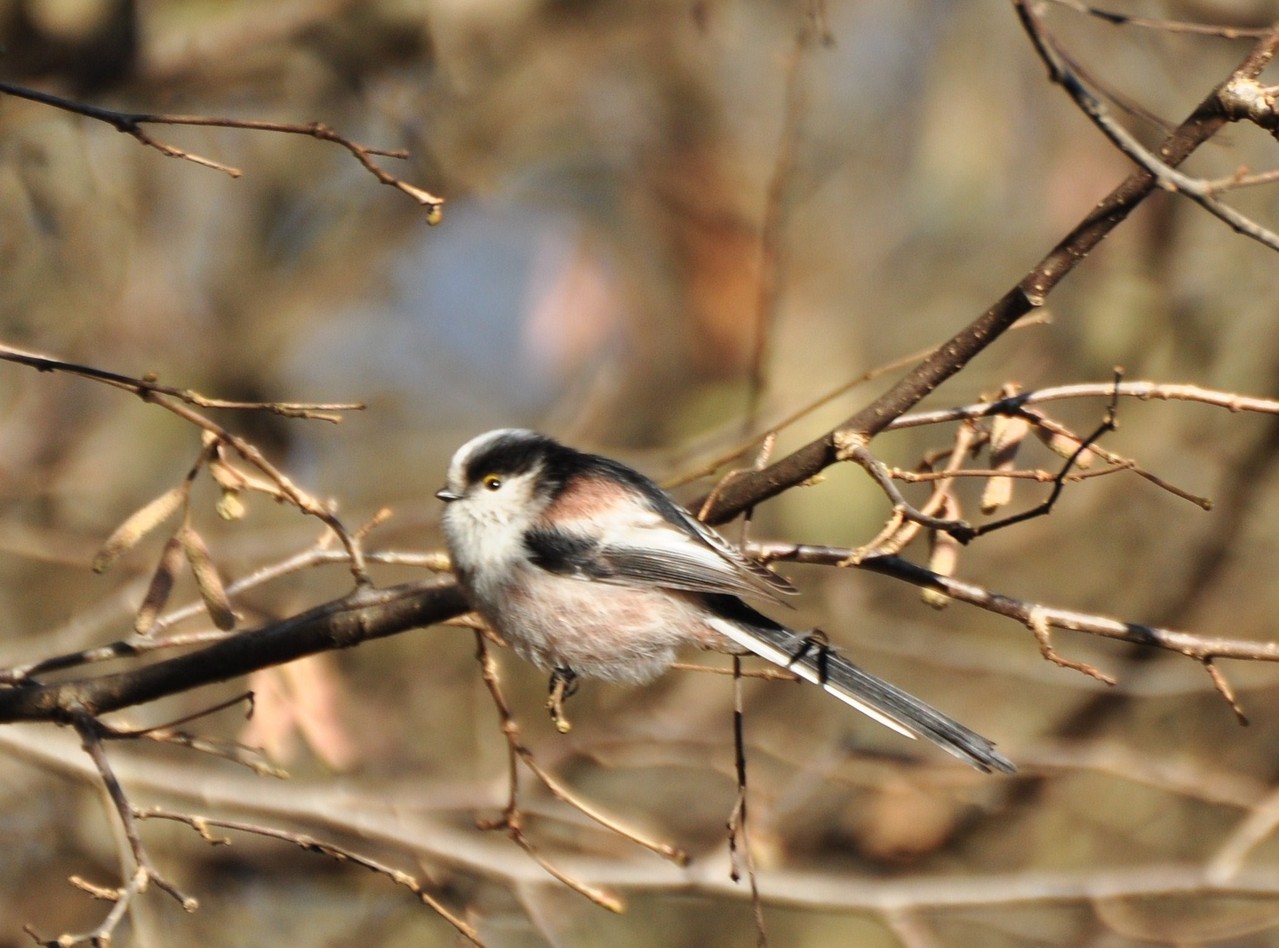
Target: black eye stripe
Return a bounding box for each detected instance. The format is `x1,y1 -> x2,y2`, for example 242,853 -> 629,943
464,432 -> 557,486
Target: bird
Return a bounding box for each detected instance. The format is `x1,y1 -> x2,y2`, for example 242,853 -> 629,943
437,428 -> 1014,774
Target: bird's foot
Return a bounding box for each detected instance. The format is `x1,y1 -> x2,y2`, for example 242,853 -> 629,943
547,666 -> 578,733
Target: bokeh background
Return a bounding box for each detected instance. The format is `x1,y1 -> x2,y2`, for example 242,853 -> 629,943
4,0 -> 1279,945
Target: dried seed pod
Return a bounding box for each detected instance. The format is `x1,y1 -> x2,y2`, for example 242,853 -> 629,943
981,414 -> 1030,514
180,526 -> 235,630
93,486 -> 186,573
134,534 -> 185,635
1033,424 -> 1096,469
922,498 -> 961,609
209,454 -> 248,491
216,488 -> 246,521
211,450 -> 287,500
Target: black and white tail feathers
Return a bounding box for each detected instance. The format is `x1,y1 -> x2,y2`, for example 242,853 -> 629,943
705,596 -> 1015,774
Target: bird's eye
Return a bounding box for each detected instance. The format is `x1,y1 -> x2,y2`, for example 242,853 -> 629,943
482,474 -> 503,491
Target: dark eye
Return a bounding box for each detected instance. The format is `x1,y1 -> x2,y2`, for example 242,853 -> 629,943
482,474 -> 503,491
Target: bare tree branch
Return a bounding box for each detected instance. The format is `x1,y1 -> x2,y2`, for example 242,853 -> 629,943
0,579 -> 468,724
0,81 -> 444,219
137,807 -> 482,944
0,344 -> 372,583
695,26 -> 1279,524
1016,4 -> 1279,251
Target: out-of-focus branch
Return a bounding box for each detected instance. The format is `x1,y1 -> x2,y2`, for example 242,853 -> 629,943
0,344 -> 365,422
745,3 -> 830,424
0,80 -> 444,220
8,725 -> 1279,919
1045,0 -> 1274,39
136,807 -> 482,944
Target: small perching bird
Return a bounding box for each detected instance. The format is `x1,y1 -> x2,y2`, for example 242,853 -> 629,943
437,428 -> 1014,774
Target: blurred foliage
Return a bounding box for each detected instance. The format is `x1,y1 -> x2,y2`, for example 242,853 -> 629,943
3,0 -> 1279,945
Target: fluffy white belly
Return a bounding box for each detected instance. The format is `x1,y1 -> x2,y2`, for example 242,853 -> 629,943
472,569 -> 726,683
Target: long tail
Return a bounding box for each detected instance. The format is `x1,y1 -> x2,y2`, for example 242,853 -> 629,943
705,599 -> 1015,774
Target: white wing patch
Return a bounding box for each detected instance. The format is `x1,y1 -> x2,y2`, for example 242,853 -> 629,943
706,615 -> 917,739
577,504 -> 796,603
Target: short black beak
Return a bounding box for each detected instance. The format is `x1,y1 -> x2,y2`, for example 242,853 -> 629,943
436,487 -> 461,503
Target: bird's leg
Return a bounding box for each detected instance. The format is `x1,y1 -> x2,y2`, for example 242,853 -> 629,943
785,629 -> 832,686
547,666 -> 579,734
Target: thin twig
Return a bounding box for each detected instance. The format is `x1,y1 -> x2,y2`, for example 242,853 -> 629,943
0,343 -> 371,583
1016,2 -> 1279,252
1028,608 -> 1117,686
1045,0 -> 1275,39
964,372 -> 1122,539
98,692 -> 286,777
521,748 -> 690,866
890,380 -> 1279,429
669,661 -> 799,682
1203,659 -> 1249,725
857,421 -> 980,560
696,28 -> 1279,525
0,81 -> 443,219
0,344 -> 362,420
726,656 -> 769,946
471,633 -> 686,911
471,633 -> 627,911
746,5 -> 828,424
1207,784 -> 1279,883
892,465 -> 1119,484
749,542 -> 1279,695
839,442 -> 977,544
0,537 -> 445,686
137,807 -> 481,944
28,712 -> 201,946
888,381 -> 1255,509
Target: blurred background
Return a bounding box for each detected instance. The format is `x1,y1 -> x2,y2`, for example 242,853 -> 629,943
3,0 -> 1279,944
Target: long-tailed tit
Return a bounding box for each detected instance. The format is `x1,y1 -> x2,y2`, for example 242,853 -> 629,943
437,428 -> 1014,773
